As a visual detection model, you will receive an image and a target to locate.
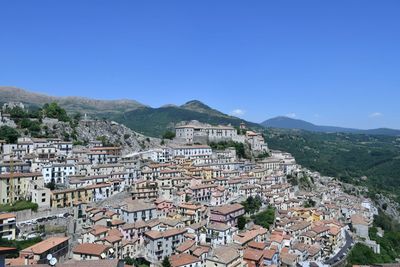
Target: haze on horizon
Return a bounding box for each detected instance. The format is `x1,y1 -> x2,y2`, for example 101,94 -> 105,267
1,1 -> 399,129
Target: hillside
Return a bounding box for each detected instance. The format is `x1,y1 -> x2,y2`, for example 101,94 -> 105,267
0,87 -> 144,116
0,87 -> 261,137
262,116 -> 400,136
265,128 -> 400,202
112,103 -> 262,137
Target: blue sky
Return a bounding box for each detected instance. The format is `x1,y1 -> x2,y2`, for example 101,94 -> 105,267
1,1 -> 399,129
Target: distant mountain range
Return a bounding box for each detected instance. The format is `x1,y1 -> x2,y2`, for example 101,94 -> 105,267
261,116 -> 400,136
1,87 -> 399,137
0,87 -> 260,137
0,86 -> 144,117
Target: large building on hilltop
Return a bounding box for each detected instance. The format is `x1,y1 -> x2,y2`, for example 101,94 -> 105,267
175,121 -> 244,144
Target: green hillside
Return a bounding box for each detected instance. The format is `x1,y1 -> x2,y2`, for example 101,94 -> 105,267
112,105 -> 261,137
265,128 -> 400,202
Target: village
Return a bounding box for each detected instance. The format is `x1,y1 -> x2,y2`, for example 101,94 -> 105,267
0,103 -> 380,267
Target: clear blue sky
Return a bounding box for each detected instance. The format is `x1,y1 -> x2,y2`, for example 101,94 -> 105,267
1,1 -> 399,129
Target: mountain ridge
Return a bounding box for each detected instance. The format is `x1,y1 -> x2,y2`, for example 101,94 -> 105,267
0,86 -> 145,116
262,116 -> 400,136
2,87 -> 400,137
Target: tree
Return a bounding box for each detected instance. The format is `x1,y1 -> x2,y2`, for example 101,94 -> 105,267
45,180 -> 56,190
73,112 -> 82,122
162,130 -> 176,140
242,195 -> 262,214
252,206 -> 275,229
304,198 -> 316,208
0,126 -> 20,143
162,257 -> 172,267
42,102 -> 70,122
124,257 -> 134,265
238,216 -> 246,230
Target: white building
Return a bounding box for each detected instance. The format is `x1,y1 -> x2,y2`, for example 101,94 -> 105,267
42,163 -> 76,184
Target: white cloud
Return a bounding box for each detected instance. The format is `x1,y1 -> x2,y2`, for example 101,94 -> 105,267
231,109 -> 245,116
369,112 -> 383,118
285,112 -> 297,118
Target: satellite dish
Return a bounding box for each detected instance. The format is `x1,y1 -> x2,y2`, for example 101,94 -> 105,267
49,258 -> 57,266
46,254 -> 53,261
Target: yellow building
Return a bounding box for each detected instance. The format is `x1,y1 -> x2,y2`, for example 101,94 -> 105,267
51,187 -> 94,208
0,172 -> 43,204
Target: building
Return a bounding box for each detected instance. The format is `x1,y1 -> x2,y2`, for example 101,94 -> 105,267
170,253 -> 202,267
210,204 -> 245,226
144,228 -> 187,262
31,187 -> 51,208
205,245 -> 244,267
172,145 -> 212,159
120,200 -> 157,223
351,214 -> 369,239
42,163 -> 76,184
0,247 -> 17,267
175,124 -> 238,144
19,237 -> 70,263
72,243 -> 112,261
0,213 -> 16,240
0,172 -> 43,204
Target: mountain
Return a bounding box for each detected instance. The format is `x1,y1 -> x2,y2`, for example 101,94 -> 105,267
262,116 -> 400,136
180,100 -> 229,117
112,102 -> 261,137
0,87 -> 261,137
0,87 -> 145,116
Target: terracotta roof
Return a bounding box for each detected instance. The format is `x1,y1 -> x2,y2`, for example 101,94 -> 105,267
351,214 -> 368,226
90,225 -> 109,236
145,228 -> 187,240
263,249 -> 276,260
0,213 -> 16,220
21,237 -> 69,255
103,234 -> 122,243
170,253 -> 201,267
176,240 -> 195,253
244,248 -> 264,261
72,243 -> 110,256
207,245 -> 240,264
0,246 -> 17,255
211,203 -> 244,215
248,241 -> 267,250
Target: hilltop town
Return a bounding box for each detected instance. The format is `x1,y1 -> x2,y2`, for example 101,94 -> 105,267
0,102 -> 382,267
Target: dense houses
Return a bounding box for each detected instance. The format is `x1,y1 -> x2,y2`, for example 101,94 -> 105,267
0,114 -> 379,267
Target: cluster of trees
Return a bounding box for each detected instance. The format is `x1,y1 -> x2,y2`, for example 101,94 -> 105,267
0,126 -> 20,143
241,195 -> 263,214
162,130 -> 175,140
238,197 -> 276,230
124,257 -> 151,267
251,206 -> 275,229
3,102 -> 82,140
0,200 -> 38,212
42,102 -> 70,122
